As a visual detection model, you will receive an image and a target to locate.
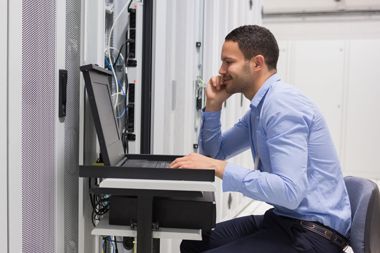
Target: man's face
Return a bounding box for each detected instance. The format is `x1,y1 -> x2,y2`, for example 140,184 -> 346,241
219,41 -> 253,95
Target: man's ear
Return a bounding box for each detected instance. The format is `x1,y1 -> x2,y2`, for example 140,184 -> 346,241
251,55 -> 265,70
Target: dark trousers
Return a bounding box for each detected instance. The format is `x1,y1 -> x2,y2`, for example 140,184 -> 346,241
180,209 -> 344,253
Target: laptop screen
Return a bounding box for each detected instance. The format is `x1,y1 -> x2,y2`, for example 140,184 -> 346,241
80,64 -> 125,166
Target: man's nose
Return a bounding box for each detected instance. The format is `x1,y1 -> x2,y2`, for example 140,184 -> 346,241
219,64 -> 226,75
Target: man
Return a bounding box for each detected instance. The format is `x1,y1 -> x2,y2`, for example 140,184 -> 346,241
170,25 -> 351,253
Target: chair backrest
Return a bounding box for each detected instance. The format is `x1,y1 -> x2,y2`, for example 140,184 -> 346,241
344,176 -> 380,253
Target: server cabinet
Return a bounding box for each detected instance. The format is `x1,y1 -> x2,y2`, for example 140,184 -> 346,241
7,0 -> 81,252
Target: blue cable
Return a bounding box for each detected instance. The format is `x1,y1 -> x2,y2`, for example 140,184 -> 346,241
116,106 -> 128,119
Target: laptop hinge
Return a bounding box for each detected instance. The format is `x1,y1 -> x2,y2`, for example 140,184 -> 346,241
116,156 -> 129,167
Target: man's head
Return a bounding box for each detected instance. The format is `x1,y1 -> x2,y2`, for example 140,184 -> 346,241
225,25 -> 279,70
219,25 -> 279,99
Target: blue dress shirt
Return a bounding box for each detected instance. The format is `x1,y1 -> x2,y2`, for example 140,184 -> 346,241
199,73 -> 351,236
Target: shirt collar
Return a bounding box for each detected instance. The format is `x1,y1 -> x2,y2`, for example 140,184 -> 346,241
250,73 -> 280,108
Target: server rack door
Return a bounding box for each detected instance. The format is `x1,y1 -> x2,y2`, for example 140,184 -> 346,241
0,0 -> 8,251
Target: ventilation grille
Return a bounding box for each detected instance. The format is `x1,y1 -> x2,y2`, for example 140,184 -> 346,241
22,1 -> 56,252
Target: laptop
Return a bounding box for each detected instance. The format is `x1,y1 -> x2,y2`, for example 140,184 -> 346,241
79,64 -> 215,182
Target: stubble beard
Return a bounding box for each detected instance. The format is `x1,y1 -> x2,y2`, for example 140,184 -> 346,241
224,75 -> 250,95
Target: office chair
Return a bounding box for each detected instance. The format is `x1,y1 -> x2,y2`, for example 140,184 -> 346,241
344,176 -> 380,253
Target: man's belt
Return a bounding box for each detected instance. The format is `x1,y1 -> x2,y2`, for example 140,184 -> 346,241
299,220 -> 348,249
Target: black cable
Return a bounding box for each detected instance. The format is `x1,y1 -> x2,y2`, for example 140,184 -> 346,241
89,178 -> 96,210
114,236 -> 119,253
112,40 -> 132,69
94,195 -> 110,215
127,0 -> 133,11
91,195 -> 110,227
89,181 -> 110,226
92,208 -> 97,227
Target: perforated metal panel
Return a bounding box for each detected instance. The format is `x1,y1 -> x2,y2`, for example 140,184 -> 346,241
22,1 -> 56,252
64,0 -> 81,252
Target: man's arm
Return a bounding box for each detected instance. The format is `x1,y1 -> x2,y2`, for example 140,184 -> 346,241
200,75 -> 251,159
199,110 -> 251,160
170,75 -> 250,178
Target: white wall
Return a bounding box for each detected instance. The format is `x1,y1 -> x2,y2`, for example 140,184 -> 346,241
263,0 -> 380,13
344,40 -> 380,178
264,0 -> 341,13
264,16 -> 380,179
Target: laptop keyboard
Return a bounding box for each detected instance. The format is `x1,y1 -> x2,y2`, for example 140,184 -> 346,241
123,159 -> 170,168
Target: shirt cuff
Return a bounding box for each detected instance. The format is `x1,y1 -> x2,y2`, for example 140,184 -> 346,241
202,110 -> 221,129
222,162 -> 251,192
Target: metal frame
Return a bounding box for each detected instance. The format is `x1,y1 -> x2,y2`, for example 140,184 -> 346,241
63,0 -> 82,250
7,0 -> 23,252
7,0 -> 21,249
126,1 -> 143,154
55,0 -> 67,252
78,1 -> 105,252
88,182 -> 214,253
0,0 -> 8,251
141,0 -> 154,154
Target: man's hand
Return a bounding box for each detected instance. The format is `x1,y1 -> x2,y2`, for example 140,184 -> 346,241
170,153 -> 227,179
205,75 -> 231,112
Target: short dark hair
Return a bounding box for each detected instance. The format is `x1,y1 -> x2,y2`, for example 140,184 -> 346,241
225,25 -> 279,70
